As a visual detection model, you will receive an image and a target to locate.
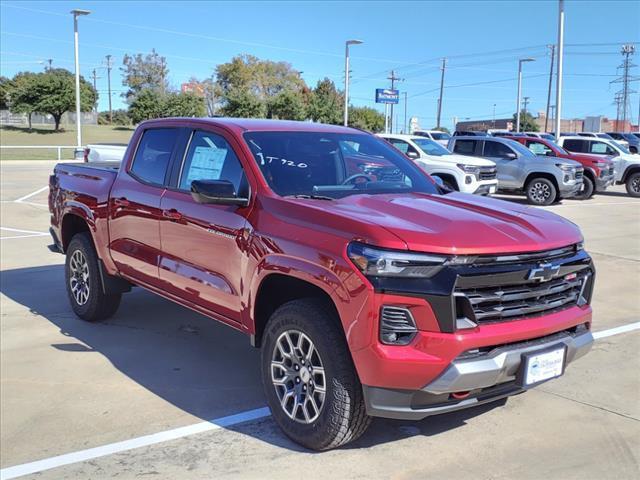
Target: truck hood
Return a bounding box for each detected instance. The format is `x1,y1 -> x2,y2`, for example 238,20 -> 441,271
276,192 -> 582,255
421,153 -> 495,167
565,152 -> 614,165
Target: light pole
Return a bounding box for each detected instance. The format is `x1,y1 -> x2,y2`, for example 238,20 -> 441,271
554,0 -> 565,140
516,58 -> 535,132
343,39 -> 363,126
72,9 -> 90,148
492,103 -> 496,127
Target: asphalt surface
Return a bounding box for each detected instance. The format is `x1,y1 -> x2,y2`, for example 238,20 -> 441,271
1,160 -> 639,479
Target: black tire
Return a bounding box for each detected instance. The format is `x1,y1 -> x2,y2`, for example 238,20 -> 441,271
260,298 -> 371,450
630,146 -> 638,154
525,177 -> 557,206
65,232 -> 121,321
626,172 -> 640,197
574,176 -> 595,200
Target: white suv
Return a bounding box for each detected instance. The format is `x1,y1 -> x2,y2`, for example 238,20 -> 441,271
379,134 -> 498,195
558,136 -> 640,197
412,130 -> 452,147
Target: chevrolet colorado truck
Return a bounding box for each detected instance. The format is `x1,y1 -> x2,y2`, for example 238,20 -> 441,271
49,118 -> 595,450
448,136 -> 584,205
506,135 -> 615,199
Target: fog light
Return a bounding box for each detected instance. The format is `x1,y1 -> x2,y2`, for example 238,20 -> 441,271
380,306 -> 417,345
564,174 -> 570,182
465,175 -> 472,184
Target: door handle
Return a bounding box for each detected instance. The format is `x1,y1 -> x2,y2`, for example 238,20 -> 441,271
113,197 -> 130,207
162,209 -> 182,220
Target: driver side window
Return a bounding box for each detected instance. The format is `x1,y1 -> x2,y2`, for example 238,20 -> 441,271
528,141 -> 553,156
589,141 -> 615,155
483,141 -> 515,159
389,139 -> 419,157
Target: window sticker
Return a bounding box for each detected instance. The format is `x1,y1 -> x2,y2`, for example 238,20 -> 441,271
184,146 -> 227,186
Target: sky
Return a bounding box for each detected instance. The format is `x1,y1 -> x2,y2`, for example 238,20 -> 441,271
1,0 -> 639,131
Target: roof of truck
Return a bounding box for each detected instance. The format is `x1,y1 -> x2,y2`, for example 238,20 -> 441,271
139,117 -> 359,134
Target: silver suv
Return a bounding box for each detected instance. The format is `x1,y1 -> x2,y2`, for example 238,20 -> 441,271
448,136 -> 584,205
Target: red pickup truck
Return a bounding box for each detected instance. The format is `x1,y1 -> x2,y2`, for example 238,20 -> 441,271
506,135 -> 615,199
49,118 -> 595,450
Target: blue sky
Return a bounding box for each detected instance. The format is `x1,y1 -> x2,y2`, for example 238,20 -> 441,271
1,0 -> 639,131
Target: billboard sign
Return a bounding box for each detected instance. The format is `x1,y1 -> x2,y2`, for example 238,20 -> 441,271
375,88 -> 400,104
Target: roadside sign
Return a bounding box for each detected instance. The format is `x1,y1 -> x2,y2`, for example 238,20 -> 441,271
375,89 -> 400,104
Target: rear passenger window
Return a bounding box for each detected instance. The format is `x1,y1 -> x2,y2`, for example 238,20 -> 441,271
179,131 -> 246,193
131,128 -> 179,185
562,139 -> 585,153
453,140 -> 477,155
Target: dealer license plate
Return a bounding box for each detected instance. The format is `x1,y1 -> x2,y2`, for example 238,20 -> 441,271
489,185 -> 497,194
521,346 -> 566,387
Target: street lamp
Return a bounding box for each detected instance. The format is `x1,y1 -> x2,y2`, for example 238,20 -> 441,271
343,39 -> 363,126
516,57 -> 535,132
71,9 -> 90,148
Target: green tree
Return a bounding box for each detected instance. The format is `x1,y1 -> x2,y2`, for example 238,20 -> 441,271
220,88 -> 266,118
348,106 -> 385,132
6,72 -> 38,129
267,89 -> 306,120
121,49 -> 169,102
29,69 -> 96,131
163,92 -> 206,118
98,109 -> 130,126
513,111 -> 539,132
308,78 -> 343,125
128,89 -> 164,124
0,76 -> 10,110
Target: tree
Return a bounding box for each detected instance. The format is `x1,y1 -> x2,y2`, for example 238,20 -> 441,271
29,69 -> 96,131
220,88 -> 266,118
348,106 -> 385,132
163,92 -> 206,118
6,72 -> 38,129
121,49 -> 169,102
0,76 -> 10,110
128,89 -> 164,124
98,109 -> 130,126
267,89 -> 306,120
308,78 -> 343,125
513,111 -> 539,132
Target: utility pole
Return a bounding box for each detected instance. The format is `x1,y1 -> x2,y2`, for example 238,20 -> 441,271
554,0 -> 565,140
91,69 -> 101,113
610,44 -> 637,132
403,91 -> 408,134
522,96 -> 530,115
343,39 -> 363,126
387,70 -> 402,133
47,58 -> 53,71
436,57 -> 447,129
105,54 -> 113,124
544,44 -> 555,132
516,58 -> 535,132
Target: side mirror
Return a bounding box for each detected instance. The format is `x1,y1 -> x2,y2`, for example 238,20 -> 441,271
191,180 -> 249,207
505,152 -> 517,160
406,150 -> 420,159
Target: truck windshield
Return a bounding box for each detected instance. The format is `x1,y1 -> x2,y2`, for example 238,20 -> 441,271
412,138 -> 451,156
243,131 -> 440,199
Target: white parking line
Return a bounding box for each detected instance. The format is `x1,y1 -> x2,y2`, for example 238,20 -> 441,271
0,322 -> 638,480
0,227 -> 49,241
14,186 -> 48,203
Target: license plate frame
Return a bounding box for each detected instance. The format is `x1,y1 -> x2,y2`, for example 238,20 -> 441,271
516,344 -> 568,388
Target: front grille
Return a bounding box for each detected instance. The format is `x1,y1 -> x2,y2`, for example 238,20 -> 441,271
479,166 -> 497,180
456,272 -> 590,325
575,169 -> 584,180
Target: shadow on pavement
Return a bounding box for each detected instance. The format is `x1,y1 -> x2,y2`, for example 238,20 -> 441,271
1,264 -> 510,452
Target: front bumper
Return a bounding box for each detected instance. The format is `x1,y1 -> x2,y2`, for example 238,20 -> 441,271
559,180 -> 583,198
363,326 -> 593,420
473,182 -> 498,195
595,174 -> 615,192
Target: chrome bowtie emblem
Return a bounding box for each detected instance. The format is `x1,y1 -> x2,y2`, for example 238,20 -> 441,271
528,263 -> 560,282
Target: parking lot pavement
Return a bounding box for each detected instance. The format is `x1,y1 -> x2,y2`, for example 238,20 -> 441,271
1,160 -> 639,479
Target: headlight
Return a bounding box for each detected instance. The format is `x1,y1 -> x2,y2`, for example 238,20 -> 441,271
347,242 -> 473,278
556,163 -> 576,173
593,160 -> 609,168
456,163 -> 480,175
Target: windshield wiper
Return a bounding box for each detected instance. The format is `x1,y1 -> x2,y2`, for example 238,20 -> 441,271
287,194 -> 335,201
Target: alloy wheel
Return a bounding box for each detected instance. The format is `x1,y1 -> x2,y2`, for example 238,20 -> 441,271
69,249 -> 90,305
271,329 -> 326,424
530,182 -> 551,204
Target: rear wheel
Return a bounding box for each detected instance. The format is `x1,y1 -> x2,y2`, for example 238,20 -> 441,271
65,233 -> 121,321
574,176 -> 594,200
260,298 -> 371,450
525,177 -> 557,206
626,172 -> 640,197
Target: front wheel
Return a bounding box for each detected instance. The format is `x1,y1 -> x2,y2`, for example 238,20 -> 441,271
65,232 -> 121,321
574,176 -> 594,200
526,177 -> 557,206
260,298 -> 371,450
626,172 -> 640,197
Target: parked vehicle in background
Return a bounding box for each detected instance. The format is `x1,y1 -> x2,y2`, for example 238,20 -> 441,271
83,143 -> 128,163
49,117 -> 595,450
449,136 -> 584,206
507,136 -> 615,199
489,130 -> 523,138
574,132 -> 629,149
606,132 -> 639,154
558,136 -> 640,197
525,132 -> 556,141
379,134 -> 498,195
452,130 -> 486,136
412,129 -> 452,147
